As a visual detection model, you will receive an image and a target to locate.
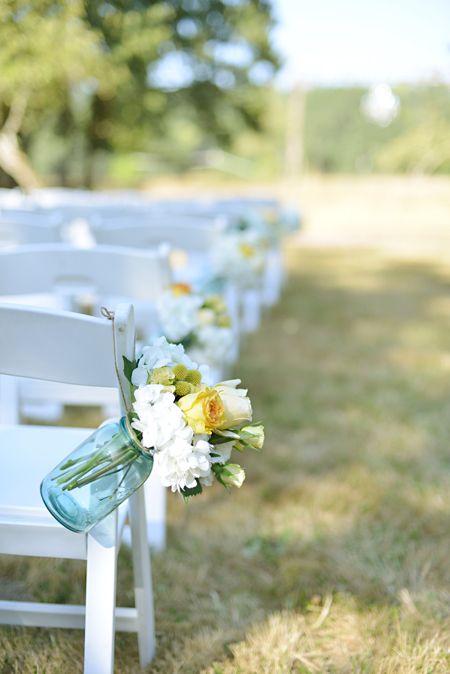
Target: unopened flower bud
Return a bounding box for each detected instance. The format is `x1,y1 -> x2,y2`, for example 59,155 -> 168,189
238,424 -> 264,450
221,464 -> 245,488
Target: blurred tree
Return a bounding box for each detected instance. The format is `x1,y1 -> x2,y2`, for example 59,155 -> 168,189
80,0 -> 280,185
376,85 -> 450,174
0,0 -> 279,187
303,87 -> 401,173
303,85 -> 450,175
0,0 -> 111,188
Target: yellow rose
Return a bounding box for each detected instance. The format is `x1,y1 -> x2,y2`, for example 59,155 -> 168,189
178,388 -> 225,434
203,294 -> 227,313
214,380 -> 252,430
217,314 -> 231,328
198,308 -> 215,326
171,282 -> 192,296
239,243 -> 256,258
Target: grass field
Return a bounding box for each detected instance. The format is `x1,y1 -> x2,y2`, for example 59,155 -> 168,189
146,173 -> 450,254
1,177 -> 450,672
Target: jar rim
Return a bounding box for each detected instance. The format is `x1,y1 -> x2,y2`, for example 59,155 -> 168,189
120,416 -> 151,456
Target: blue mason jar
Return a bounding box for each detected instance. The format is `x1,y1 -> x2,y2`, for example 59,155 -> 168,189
40,417 -> 153,533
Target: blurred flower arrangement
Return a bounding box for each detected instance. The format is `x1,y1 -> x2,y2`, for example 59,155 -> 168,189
262,207 -> 302,239
156,283 -> 235,368
211,205 -> 300,289
212,227 -> 268,288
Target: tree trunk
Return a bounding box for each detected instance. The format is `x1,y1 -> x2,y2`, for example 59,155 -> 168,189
0,131 -> 41,191
284,85 -> 304,179
83,95 -> 110,189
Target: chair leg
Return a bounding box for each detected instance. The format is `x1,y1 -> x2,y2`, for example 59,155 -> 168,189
0,375 -> 19,425
84,514 -> 118,674
129,488 -> 155,667
242,288 -> 261,333
143,472 -> 167,551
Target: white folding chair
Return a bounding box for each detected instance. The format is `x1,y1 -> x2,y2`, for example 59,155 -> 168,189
205,198 -> 288,310
0,303 -> 154,674
92,219 -> 218,280
0,242 -> 171,318
92,219 -> 242,349
0,217 -> 62,247
0,244 -> 172,551
0,243 -> 172,421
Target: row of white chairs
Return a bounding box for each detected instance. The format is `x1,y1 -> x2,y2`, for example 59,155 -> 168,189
0,192 -> 291,673
0,204 -> 282,334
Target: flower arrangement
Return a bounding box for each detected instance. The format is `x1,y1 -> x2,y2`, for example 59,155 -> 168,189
224,207 -> 301,243
262,206 -> 302,239
212,228 -> 268,288
129,337 -> 263,496
156,284 -> 235,368
42,336 -> 263,523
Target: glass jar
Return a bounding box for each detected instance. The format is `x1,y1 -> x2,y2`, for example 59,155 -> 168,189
40,417 -> 153,534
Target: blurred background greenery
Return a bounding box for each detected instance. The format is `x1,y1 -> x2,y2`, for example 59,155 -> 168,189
0,0 -> 449,189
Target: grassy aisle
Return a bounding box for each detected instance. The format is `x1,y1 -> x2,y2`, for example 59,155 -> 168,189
1,248 -> 450,673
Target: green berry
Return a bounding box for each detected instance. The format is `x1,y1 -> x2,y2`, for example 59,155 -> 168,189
175,381 -> 193,397
185,369 -> 202,386
173,364 -> 188,380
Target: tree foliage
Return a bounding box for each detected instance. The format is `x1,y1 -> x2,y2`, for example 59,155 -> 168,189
303,85 -> 450,175
0,0 -> 280,186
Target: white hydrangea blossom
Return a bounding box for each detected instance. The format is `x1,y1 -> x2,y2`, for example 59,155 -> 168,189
132,336 -> 209,387
131,385 -> 185,449
197,307 -> 216,326
155,291 -> 235,370
154,427 -> 213,492
188,325 -> 234,367
212,231 -> 266,288
156,291 -> 203,342
131,383 -> 214,492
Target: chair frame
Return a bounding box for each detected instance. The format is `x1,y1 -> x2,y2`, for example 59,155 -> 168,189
0,244 -> 175,552
0,303 -> 155,673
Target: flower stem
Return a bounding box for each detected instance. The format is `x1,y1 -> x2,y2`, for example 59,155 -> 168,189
55,443 -> 137,492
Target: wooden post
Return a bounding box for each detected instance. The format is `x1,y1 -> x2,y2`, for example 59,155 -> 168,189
284,84 -> 305,179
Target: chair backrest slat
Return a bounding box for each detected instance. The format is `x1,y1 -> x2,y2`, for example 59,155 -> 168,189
0,304 -> 133,388
0,220 -> 61,246
0,244 -> 171,298
93,223 -> 217,253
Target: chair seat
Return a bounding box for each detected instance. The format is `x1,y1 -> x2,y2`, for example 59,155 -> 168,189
0,424 -> 92,510
0,425 -> 130,558
0,425 -> 92,558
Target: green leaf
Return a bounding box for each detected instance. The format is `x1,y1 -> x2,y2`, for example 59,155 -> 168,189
210,429 -> 239,444
123,356 -> 137,385
181,480 -> 203,500
181,333 -> 196,349
211,463 -> 228,488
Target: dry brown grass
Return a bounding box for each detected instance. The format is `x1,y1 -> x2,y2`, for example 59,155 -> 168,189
1,176 -> 450,673
146,173 -> 450,254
